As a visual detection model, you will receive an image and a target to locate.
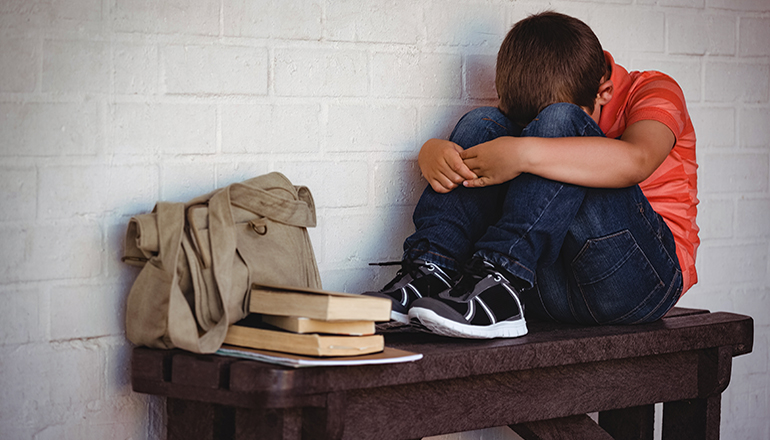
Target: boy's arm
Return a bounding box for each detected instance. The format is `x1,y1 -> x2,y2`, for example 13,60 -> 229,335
460,119 -> 675,188
418,138 -> 478,193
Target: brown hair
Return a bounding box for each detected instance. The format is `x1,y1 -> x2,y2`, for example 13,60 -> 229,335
496,12 -> 610,126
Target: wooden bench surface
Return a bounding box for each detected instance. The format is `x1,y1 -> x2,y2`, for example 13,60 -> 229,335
131,308 -> 753,440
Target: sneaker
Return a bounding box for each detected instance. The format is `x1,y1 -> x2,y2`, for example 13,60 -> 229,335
408,257 -> 527,339
363,259 -> 454,325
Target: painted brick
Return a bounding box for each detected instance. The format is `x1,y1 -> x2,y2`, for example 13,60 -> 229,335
47,344 -> 105,405
46,0 -> 103,22
419,104 -> 476,141
322,206 -> 415,265
695,242 -> 767,287
320,266 -> 393,294
590,8 -> 665,54
696,197 -> 733,239
0,167 -> 36,221
326,105 -> 418,152
740,17 -> 770,57
733,287 -> 769,329
105,341 -> 135,396
707,0 -> 770,12
638,0 -> 704,6
425,3 -> 507,46
39,164 -> 157,219
43,39 -> 109,93
163,45 -> 268,95
0,344 -> 49,424
735,197 -> 770,238
106,220 -> 142,282
0,221 -> 102,283
274,49 -> 368,97
216,162 -> 271,187
0,0 -> 44,33
740,107 -> 770,148
668,13 -> 735,56
372,52 -> 462,98
0,287 -> 42,345
33,394 -> 151,440
113,43 -> 159,95
0,37 -> 38,93
467,54 -> 498,100
733,336 -> 769,379
705,61 -> 770,103
50,283 -> 124,340
110,103 -> 216,155
729,360 -> 770,419
160,162 -> 216,202
689,106 -> 735,149
326,0 -> 423,44
221,104 -> 322,154
275,161 -> 369,208
677,283 -> 735,312
307,225 -> 325,267
699,152 -> 769,194
374,160 -> 423,207
0,101 -> 101,156
112,0 -> 219,36
223,0 -> 322,40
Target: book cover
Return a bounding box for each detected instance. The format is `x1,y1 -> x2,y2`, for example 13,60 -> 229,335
225,315 -> 384,357
217,344 -> 423,368
261,315 -> 375,336
249,283 -> 391,322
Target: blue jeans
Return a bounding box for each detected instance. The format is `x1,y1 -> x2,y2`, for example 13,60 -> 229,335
404,104 -> 682,325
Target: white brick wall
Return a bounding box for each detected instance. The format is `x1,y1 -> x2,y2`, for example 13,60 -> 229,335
0,1 -> 768,439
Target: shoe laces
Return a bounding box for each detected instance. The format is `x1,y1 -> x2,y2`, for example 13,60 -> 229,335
369,260 -> 431,291
446,257 -> 507,301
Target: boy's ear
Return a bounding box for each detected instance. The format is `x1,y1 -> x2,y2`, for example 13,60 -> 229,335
596,79 -> 614,106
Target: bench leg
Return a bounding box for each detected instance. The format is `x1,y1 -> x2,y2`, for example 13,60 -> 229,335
167,398 -> 234,440
234,407 -> 302,440
510,414 -> 614,440
662,395 -> 721,440
599,404 -> 654,440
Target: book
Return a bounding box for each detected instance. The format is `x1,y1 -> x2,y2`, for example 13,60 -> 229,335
261,315 -> 375,336
248,283 -> 391,322
217,344 -> 423,368
224,315 -> 384,357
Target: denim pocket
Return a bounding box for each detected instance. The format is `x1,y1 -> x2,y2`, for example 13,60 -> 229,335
571,230 -> 664,324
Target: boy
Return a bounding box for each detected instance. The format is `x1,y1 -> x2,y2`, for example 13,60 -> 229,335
364,12 -> 698,339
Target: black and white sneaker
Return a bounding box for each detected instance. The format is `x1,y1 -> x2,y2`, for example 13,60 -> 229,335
408,257 -> 527,339
362,259 -> 454,325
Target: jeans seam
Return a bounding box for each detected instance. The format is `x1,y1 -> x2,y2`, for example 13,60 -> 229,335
636,200 -> 681,265
482,117 -> 509,132
631,268 -> 682,324
504,183 -> 567,265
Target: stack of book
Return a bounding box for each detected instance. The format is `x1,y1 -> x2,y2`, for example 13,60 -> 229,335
222,283 -> 392,357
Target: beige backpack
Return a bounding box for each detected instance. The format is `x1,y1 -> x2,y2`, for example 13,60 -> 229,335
122,172 -> 321,354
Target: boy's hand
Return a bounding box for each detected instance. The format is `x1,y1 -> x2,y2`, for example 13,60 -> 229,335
418,139 -> 477,193
459,137 -> 524,187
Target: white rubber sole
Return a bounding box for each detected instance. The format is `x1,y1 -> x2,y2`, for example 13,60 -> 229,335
409,307 -> 528,339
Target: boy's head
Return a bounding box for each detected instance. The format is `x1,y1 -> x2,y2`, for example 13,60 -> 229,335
496,12 -> 610,126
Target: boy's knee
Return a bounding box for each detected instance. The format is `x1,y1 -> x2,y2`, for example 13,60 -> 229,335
523,103 -> 602,139
449,107 -> 517,148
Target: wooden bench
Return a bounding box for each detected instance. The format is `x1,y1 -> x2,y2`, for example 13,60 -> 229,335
131,307 -> 753,440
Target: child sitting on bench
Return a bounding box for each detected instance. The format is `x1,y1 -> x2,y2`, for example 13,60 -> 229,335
364,11 -> 698,339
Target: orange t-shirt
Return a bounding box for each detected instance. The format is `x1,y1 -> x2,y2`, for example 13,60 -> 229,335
598,52 -> 699,295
